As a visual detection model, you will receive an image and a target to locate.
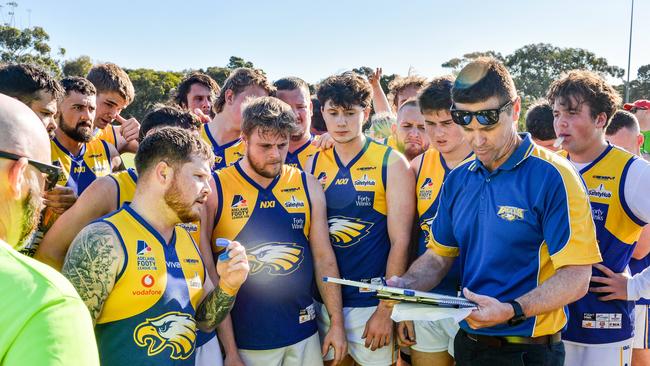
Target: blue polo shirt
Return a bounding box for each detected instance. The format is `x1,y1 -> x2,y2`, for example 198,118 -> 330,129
428,133 -> 601,337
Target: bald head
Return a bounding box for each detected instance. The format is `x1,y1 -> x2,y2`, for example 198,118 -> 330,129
0,93 -> 51,162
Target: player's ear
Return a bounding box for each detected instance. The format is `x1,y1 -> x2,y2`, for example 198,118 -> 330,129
154,161 -> 172,185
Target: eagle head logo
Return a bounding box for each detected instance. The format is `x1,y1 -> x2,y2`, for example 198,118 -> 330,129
328,216 -> 374,248
133,311 -> 196,360
247,242 -> 304,275
420,217 -> 434,244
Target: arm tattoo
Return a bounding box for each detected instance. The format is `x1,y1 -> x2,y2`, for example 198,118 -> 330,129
195,287 -> 236,331
62,223 -> 122,324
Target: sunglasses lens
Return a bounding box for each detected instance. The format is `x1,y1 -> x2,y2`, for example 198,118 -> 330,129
451,110 -> 466,125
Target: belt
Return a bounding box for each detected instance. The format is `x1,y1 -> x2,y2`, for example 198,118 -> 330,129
460,329 -> 561,347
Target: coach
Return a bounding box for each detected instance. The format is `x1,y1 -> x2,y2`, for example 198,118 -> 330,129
390,58 -> 601,365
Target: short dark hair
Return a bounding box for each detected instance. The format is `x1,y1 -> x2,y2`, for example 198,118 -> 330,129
86,63 -> 135,104
546,70 -> 621,128
418,75 -> 454,113
174,72 -> 220,108
310,97 -> 327,133
388,75 -> 427,109
241,96 -> 299,139
525,99 -> 556,141
139,105 -> 201,141
273,77 -> 310,95
135,127 -> 213,176
0,63 -> 63,104
452,57 -> 516,105
214,68 -> 273,114
606,110 -> 640,136
60,76 -> 96,97
317,72 -> 372,109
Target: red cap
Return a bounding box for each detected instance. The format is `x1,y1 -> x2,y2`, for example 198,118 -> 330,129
623,100 -> 650,110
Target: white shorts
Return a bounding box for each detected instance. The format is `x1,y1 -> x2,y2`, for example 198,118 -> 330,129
195,331 -> 223,366
317,303 -> 396,366
238,332 -> 322,366
635,304 -> 650,349
564,340 -> 632,366
410,318 -> 459,356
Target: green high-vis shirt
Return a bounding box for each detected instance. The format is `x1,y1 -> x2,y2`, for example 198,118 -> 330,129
0,241 -> 99,366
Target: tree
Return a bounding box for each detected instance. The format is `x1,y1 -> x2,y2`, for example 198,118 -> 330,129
0,25 -> 61,75
226,56 -> 254,69
121,68 -> 184,120
627,64 -> 650,101
441,51 -> 505,73
62,55 -> 93,77
199,56 -> 257,86
505,43 -> 624,100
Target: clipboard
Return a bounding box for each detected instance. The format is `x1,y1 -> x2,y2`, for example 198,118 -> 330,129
323,277 -> 477,309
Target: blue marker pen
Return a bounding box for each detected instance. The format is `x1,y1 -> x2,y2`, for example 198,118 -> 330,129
216,238 -> 231,261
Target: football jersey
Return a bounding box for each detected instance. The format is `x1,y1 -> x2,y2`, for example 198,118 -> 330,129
51,137 -> 112,196
310,138 -> 392,307
212,163 -> 316,350
94,124 -> 118,148
95,205 -> 205,365
199,124 -> 245,171
285,136 -> 319,171
416,149 -> 471,296
108,169 -> 201,245
563,145 -> 646,344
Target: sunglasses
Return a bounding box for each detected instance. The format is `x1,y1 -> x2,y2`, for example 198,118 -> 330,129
630,107 -> 648,114
450,99 -> 515,126
0,151 -> 63,191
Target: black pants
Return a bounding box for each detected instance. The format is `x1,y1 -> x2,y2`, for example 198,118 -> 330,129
454,330 -> 565,366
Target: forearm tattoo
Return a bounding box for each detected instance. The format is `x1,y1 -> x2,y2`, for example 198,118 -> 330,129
62,223 -> 120,323
195,286 -> 236,330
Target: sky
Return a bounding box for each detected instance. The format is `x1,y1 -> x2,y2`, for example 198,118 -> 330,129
5,0 -> 648,84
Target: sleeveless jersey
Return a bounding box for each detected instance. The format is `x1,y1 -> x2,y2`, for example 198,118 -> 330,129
212,163 -> 316,350
310,138 -> 391,307
415,149 -> 470,296
94,124 -> 118,148
199,124 -> 245,171
285,136 -> 319,171
51,137 -> 112,196
95,205 -> 205,365
108,168 -> 201,244
563,145 -> 646,344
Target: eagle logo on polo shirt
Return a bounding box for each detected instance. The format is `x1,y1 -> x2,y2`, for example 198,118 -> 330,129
497,205 -> 526,222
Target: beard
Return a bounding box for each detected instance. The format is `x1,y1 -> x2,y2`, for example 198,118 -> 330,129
247,154 -> 281,179
17,188 -> 44,246
164,178 -> 200,223
59,115 -> 93,142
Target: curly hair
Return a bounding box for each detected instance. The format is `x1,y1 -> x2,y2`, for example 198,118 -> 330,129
173,72 -> 220,108
241,96 -> 298,139
316,72 -> 372,109
388,75 -> 427,109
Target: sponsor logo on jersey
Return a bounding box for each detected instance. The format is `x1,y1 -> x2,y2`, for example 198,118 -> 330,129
588,184 -> 612,199
292,217 -> 305,230
419,177 -> 434,200
281,187 -> 300,193
356,194 -> 372,207
353,174 -> 376,187
89,153 -> 103,158
231,195 -> 250,219
260,200 -> 276,208
141,274 -> 155,288
496,206 -> 526,222
233,151 -> 245,159
214,155 -> 223,165
247,242 -> 304,275
133,311 -> 197,360
285,195 -> 305,208
183,258 -> 200,264
178,222 -> 198,234
137,240 -> 157,271
328,216 -> 374,248
188,272 -> 202,289
592,175 -> 615,181
335,178 -> 349,185
358,166 -> 377,171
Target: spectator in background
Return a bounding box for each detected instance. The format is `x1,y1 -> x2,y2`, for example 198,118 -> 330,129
0,94 -> 99,365
388,74 -> 427,112
525,99 -> 558,151
0,63 -> 63,138
174,72 -> 221,122
623,99 -> 650,159
310,97 -> 327,134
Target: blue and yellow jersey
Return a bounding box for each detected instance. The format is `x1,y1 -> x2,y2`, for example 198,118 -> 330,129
310,138 -> 392,308
51,137 -> 112,196
285,136 -> 319,171
95,205 -> 205,365
415,149 -> 471,296
212,163 -> 316,350
563,144 -> 646,344
94,124 -> 118,148
428,134 -> 601,337
107,168 -> 201,245
199,124 -> 245,171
